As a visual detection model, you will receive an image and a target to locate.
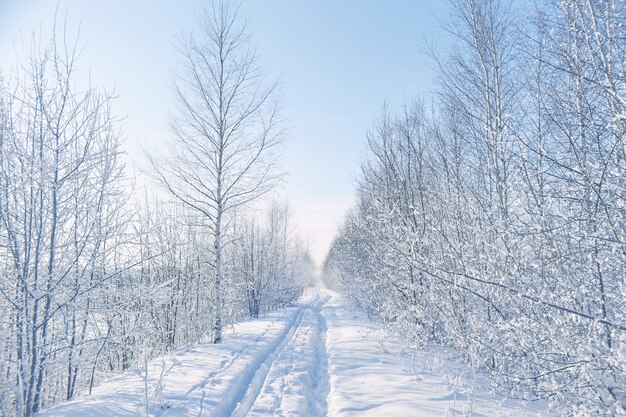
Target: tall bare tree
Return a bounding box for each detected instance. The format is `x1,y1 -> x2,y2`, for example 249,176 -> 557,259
149,0 -> 283,343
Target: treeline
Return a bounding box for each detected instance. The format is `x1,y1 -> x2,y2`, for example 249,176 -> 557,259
0,4 -> 313,417
325,0 -> 625,414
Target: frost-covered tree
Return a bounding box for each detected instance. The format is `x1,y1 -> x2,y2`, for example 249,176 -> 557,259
326,0 -> 625,413
0,34 -> 128,415
233,203 -> 313,318
148,0 -> 283,344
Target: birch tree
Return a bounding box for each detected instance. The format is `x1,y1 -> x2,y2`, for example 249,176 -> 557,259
149,0 -> 283,343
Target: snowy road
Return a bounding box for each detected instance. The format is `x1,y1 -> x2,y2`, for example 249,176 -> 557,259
39,288 -> 550,417
237,293 -> 330,417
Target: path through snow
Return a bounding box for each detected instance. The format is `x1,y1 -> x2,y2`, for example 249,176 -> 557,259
38,288 -> 550,417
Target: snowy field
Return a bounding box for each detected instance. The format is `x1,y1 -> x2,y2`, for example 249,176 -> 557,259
38,288 -> 550,417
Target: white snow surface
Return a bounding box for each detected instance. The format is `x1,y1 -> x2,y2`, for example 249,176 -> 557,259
38,288 -> 550,417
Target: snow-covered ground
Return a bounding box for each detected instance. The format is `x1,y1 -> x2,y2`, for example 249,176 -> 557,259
38,288 -> 550,417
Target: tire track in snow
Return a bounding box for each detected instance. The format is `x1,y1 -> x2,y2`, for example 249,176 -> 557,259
310,296 -> 331,416
209,304 -> 307,417
229,308 -> 306,417
161,312 -> 301,416
245,291 -> 331,417
183,321 -> 278,398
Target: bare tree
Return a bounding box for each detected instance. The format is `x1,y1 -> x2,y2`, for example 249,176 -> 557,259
0,30 -> 128,415
233,203 -> 310,318
149,0 -> 283,344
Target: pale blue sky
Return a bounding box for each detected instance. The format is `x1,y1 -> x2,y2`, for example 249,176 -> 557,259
0,1 -> 449,263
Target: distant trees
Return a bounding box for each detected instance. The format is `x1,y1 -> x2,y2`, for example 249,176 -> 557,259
148,0 -> 283,344
233,203 -> 314,318
325,0 -> 625,413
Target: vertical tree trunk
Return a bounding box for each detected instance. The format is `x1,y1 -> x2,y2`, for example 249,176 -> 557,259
213,204 -> 223,344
